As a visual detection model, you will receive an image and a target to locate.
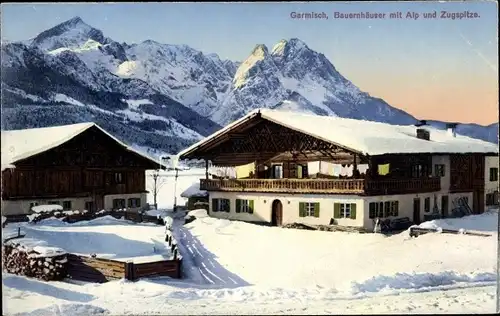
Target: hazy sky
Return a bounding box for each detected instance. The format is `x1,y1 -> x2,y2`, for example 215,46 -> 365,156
1,2 -> 498,125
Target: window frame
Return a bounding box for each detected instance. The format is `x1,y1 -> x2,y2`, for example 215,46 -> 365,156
62,200 -> 72,210
434,164 -> 445,177
340,203 -> 351,218
490,168 -> 498,182
305,202 -> 316,217
112,198 -> 126,210
114,172 -> 124,184
128,198 -> 141,208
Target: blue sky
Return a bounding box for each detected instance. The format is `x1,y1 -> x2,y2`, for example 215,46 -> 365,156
1,2 -> 498,124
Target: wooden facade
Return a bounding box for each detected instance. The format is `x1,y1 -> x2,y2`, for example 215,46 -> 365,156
2,126 -> 159,209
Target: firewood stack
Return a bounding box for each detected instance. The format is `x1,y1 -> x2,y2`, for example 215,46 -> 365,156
2,243 -> 68,281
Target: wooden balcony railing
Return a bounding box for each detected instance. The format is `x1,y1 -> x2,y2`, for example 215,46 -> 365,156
200,178 -> 365,194
200,177 -> 441,195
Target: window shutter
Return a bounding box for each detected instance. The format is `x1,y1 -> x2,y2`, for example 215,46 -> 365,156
212,199 -> 218,212
299,202 -> 305,217
249,200 -> 254,214
395,201 -> 399,216
314,203 -> 320,218
350,203 -> 357,219
333,203 -> 341,218
384,202 -> 391,217
236,199 -> 241,213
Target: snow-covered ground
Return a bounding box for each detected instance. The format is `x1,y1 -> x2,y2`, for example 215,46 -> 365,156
1,216 -> 173,263
2,208 -> 498,315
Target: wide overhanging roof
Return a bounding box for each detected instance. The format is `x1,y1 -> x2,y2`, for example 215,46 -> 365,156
178,108 -> 499,164
1,122 -> 163,169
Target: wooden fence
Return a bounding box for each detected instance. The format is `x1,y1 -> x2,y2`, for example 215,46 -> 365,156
67,254 -> 126,283
409,226 -> 492,238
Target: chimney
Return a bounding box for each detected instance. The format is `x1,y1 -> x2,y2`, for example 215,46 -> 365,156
416,128 -> 430,140
446,123 -> 458,138
415,120 -> 430,141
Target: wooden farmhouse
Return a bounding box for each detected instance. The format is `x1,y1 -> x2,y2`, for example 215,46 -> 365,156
1,123 -> 162,216
178,109 -> 499,231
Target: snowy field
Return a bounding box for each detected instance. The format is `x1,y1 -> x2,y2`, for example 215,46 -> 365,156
2,217 -> 172,264
2,205 -> 498,315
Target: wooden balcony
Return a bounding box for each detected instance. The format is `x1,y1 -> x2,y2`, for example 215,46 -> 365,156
200,177 -> 441,196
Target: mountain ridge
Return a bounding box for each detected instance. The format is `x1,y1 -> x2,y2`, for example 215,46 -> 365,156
1,17 -> 497,156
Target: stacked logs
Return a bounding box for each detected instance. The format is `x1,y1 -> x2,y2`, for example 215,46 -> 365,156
2,243 -> 68,281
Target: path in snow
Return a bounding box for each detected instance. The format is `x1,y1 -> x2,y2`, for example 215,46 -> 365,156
171,212 -> 250,289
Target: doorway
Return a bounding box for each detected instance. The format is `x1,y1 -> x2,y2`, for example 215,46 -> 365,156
441,195 -> 449,218
413,198 -> 421,224
271,199 -> 283,226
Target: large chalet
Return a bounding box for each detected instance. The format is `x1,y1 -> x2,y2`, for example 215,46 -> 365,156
178,109 -> 499,231
1,123 -> 162,216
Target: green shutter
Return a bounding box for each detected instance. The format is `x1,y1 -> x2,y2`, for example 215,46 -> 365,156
314,203 -> 320,218
299,202 -> 305,217
395,201 -> 399,216
236,199 -> 241,213
350,203 -> 357,219
333,203 -> 341,218
249,200 -> 254,214
212,199 -> 218,212
226,199 -> 231,212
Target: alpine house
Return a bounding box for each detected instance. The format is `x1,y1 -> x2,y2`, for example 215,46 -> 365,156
1,123 -> 163,216
177,109 -> 499,231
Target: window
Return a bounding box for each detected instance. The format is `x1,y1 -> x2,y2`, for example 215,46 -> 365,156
297,165 -> 303,179
62,201 -> 72,210
29,202 -> 39,209
333,203 -> 356,219
369,201 -> 398,219
128,198 -> 141,208
384,201 -> 391,217
48,201 -> 60,205
424,197 -> 431,213
411,164 -> 423,178
112,199 -> 126,210
212,198 -> 230,212
272,164 -> 283,179
434,164 -> 445,177
490,168 -> 498,182
114,172 -> 124,184
85,201 -> 95,212
236,199 -> 254,213
299,202 -> 320,218
486,191 -> 499,206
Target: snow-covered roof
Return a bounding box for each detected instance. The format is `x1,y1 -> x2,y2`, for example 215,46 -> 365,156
180,182 -> 208,198
1,122 -> 161,167
178,108 -> 498,158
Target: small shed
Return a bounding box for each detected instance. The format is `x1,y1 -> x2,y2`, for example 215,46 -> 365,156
180,182 -> 209,211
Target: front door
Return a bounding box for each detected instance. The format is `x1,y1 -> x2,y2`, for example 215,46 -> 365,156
413,198 -> 421,224
441,195 -> 449,218
271,200 -> 283,226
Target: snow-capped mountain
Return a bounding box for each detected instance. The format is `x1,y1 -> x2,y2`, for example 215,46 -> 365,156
1,17 -> 497,154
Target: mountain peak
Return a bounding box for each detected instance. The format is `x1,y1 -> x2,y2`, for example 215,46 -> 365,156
31,16 -> 107,52
251,44 -> 268,57
271,38 -> 308,56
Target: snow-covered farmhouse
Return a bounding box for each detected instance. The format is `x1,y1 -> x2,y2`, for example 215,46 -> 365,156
178,109 -> 499,231
1,123 -> 162,216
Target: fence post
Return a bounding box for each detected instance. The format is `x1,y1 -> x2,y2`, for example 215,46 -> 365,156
125,261 -> 135,281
